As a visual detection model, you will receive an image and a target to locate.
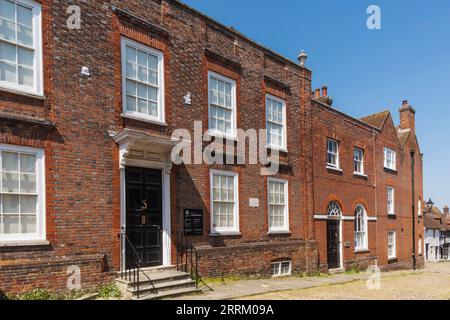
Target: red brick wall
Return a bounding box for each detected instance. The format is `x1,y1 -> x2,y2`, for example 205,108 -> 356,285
309,100 -> 378,270
310,100 -> 424,271
0,0 -> 424,294
196,240 -> 319,278
0,0 -> 316,292
0,250 -> 113,295
375,113 -> 424,269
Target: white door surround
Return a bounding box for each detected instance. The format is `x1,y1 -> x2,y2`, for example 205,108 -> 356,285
111,129 -> 177,271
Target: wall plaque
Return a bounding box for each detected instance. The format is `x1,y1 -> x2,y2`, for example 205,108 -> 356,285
184,209 -> 203,236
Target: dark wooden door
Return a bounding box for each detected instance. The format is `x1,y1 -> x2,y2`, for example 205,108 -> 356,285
126,167 -> 163,269
327,220 -> 340,269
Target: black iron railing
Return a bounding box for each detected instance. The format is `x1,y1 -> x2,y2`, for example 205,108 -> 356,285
176,231 -> 205,289
119,231 -> 157,299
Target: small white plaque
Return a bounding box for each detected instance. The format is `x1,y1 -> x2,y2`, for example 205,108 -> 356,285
249,198 -> 260,208
184,92 -> 192,105
81,66 -> 90,76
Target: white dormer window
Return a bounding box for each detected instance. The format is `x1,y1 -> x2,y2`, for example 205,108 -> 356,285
121,37 -> 165,124
0,0 -> 43,95
384,148 -> 396,170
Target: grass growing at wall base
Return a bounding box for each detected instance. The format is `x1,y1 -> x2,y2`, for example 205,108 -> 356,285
4,283 -> 122,300
345,265 -> 361,275
201,270 -> 328,286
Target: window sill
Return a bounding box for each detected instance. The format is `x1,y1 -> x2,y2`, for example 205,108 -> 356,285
0,240 -> 50,248
354,249 -> 370,254
271,273 -> 292,278
326,166 -> 343,173
388,257 -> 398,263
268,230 -> 291,236
388,214 -> 396,219
266,145 -> 288,154
205,131 -> 238,143
0,85 -> 45,100
384,167 -> 398,174
353,172 -> 368,178
121,113 -> 167,126
209,231 -> 241,237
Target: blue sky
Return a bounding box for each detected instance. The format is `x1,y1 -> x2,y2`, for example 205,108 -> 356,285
182,0 -> 450,209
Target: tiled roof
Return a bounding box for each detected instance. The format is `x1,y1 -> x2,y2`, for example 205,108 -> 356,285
443,216 -> 450,231
424,213 -> 442,229
424,207 -> 450,231
359,111 -> 390,129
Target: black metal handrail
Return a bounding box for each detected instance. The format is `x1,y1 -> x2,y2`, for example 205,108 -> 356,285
176,231 -> 210,290
119,231 -> 158,299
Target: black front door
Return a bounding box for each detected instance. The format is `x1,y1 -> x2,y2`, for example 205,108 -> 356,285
327,219 -> 340,269
126,167 -> 163,269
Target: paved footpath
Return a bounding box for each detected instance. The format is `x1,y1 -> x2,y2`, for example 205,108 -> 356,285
172,262 -> 450,300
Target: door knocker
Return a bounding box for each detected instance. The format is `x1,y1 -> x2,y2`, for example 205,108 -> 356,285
141,200 -> 149,210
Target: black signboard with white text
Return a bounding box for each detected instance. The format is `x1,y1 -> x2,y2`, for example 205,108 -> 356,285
183,209 -> 203,236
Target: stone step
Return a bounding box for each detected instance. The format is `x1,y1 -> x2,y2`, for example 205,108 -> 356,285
329,268 -> 345,275
117,270 -> 191,288
133,287 -> 203,301
128,278 -> 196,296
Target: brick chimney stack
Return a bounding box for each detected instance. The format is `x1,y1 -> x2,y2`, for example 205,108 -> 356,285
314,88 -> 320,99
399,100 -> 416,134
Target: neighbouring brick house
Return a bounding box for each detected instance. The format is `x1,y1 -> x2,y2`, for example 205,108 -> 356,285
0,0 -> 424,295
311,91 -> 424,272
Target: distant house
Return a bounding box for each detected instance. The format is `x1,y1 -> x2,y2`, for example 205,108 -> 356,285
424,206 -> 450,261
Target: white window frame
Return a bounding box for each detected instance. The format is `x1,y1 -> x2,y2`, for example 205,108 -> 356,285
418,199 -> 422,217
0,0 -> 43,96
384,147 -> 396,171
418,236 -> 423,256
326,139 -> 339,169
265,94 -> 287,151
387,187 -> 395,215
207,71 -> 237,140
121,36 -> 165,124
271,261 -> 291,277
388,231 -> 397,259
353,147 -> 364,175
267,177 -> 289,233
0,144 -> 45,242
209,169 -> 239,234
354,205 -> 368,251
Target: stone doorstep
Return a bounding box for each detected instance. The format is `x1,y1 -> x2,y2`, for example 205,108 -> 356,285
115,268 -> 201,300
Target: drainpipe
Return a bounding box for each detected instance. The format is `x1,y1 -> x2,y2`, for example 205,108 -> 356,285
372,129 -> 379,265
411,151 -> 417,270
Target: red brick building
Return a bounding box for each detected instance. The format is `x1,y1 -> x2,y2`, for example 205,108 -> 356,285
0,0 -> 424,295
311,91 -> 424,272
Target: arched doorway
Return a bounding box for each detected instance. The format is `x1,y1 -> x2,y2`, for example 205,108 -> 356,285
327,201 -> 342,269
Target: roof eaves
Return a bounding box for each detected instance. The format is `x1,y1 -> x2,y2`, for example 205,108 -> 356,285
171,0 -> 311,73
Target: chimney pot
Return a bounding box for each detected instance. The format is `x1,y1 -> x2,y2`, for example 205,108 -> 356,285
444,206 -> 449,215
314,88 -> 320,99
322,86 -> 328,97
399,100 -> 416,133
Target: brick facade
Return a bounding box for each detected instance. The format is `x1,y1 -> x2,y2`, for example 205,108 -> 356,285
0,0 -> 423,295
